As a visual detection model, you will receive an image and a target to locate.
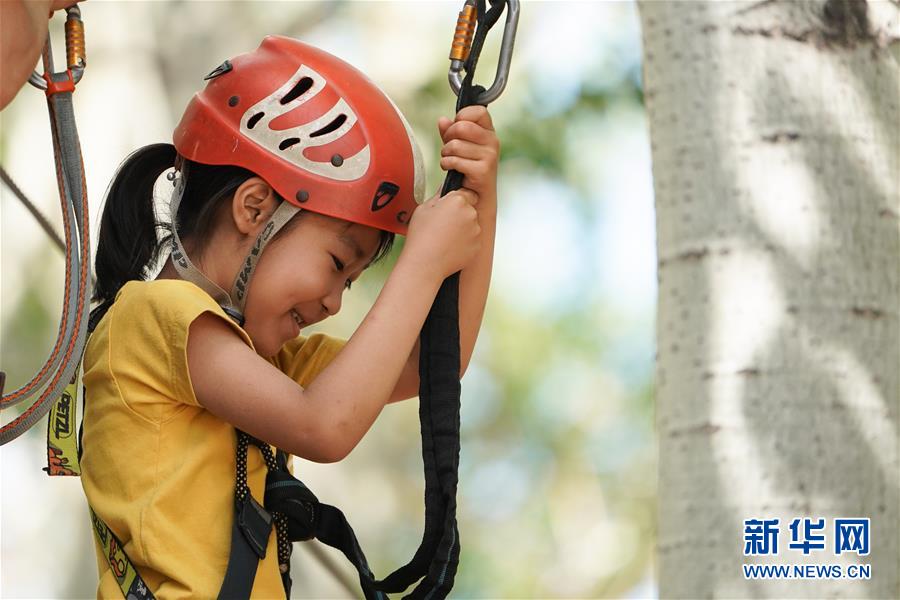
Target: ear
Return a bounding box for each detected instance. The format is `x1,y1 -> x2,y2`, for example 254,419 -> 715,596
232,177 -> 279,236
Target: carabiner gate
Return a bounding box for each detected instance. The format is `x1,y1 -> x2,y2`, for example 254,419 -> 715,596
28,6 -> 86,92
448,0 -> 520,105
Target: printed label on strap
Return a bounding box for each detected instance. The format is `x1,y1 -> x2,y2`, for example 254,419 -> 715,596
90,508 -> 155,600
45,363 -> 82,476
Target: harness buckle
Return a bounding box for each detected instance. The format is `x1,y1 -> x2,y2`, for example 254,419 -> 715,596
265,471 -> 319,541
237,494 -> 273,559
448,0 -> 520,105
28,6 -> 86,92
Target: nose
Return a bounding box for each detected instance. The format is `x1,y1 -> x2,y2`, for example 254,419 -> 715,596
321,285 -> 343,317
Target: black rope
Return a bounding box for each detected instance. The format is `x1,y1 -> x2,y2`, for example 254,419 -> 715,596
372,2 -> 509,598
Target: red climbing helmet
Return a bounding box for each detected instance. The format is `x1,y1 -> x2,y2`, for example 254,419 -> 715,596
173,35 -> 425,235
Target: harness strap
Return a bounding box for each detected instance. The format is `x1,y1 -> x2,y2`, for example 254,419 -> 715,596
238,431 -> 295,596
219,430 -> 275,598
67,430 -> 285,600
262,462 -> 386,599
89,508 -> 156,600
229,203 -> 299,313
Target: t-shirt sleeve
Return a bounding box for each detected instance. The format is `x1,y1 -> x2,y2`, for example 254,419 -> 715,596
166,285 -> 255,408
267,333 -> 347,389
109,280 -> 254,413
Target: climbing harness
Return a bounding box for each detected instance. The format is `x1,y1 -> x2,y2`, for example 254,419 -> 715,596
43,2 -> 519,599
0,6 -> 91,447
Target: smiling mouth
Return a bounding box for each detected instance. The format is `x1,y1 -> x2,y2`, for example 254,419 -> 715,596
290,309 -> 306,329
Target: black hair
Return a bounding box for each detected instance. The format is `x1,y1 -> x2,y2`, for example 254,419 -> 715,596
364,224 -> 396,267
93,142 -> 396,305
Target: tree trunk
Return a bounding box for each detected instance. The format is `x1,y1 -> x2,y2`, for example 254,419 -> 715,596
638,1 -> 900,598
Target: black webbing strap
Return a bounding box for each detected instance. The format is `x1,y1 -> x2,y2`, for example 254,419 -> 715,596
218,431 -> 274,599
372,2 -> 507,597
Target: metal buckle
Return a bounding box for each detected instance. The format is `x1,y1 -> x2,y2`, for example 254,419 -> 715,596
237,494 -> 273,559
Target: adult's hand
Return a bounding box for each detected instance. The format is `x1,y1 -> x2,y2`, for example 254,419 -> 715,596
0,0 -> 83,110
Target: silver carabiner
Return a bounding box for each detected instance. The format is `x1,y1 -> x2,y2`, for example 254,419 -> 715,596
28,6 -> 86,91
448,0 -> 520,105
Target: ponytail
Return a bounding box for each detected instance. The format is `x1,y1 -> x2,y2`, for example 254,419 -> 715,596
94,143 -> 176,305
94,143 -> 264,305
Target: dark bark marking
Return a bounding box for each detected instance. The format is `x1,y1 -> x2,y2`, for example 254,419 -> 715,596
732,25 -> 817,45
734,0 -> 778,16
851,306 -> 885,319
761,131 -> 802,143
679,247 -> 709,261
658,247 -> 711,267
668,422 -> 723,437
731,0 -> 881,50
822,0 -> 872,46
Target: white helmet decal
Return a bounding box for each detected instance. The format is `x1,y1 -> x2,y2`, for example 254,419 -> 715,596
385,94 -> 426,204
240,65 -> 371,181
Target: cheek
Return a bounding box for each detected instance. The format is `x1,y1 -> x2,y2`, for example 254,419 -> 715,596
253,242 -> 330,296
239,271 -> 288,349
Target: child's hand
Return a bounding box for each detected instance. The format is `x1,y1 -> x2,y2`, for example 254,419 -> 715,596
438,106 -> 499,206
404,188 -> 482,280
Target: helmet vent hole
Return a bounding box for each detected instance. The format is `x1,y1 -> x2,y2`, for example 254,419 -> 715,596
279,138 -> 301,151
310,114 -> 347,138
280,77 -> 314,105
247,112 -> 265,129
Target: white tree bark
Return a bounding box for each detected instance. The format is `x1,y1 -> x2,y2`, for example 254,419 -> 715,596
638,1 -> 900,598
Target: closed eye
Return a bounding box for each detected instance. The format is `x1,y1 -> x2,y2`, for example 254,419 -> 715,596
332,255 -> 353,290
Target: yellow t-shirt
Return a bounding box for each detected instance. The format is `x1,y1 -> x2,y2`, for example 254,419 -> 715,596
81,279 -> 346,599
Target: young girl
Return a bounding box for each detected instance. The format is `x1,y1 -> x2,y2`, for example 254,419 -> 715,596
81,36 -> 498,597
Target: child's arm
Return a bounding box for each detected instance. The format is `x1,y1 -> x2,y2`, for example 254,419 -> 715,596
388,106 -> 499,403
188,189 -> 481,463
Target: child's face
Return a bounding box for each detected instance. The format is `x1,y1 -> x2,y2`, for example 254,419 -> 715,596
241,212 -> 382,357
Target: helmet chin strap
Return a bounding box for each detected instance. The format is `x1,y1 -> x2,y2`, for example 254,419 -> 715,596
168,160 -> 301,326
